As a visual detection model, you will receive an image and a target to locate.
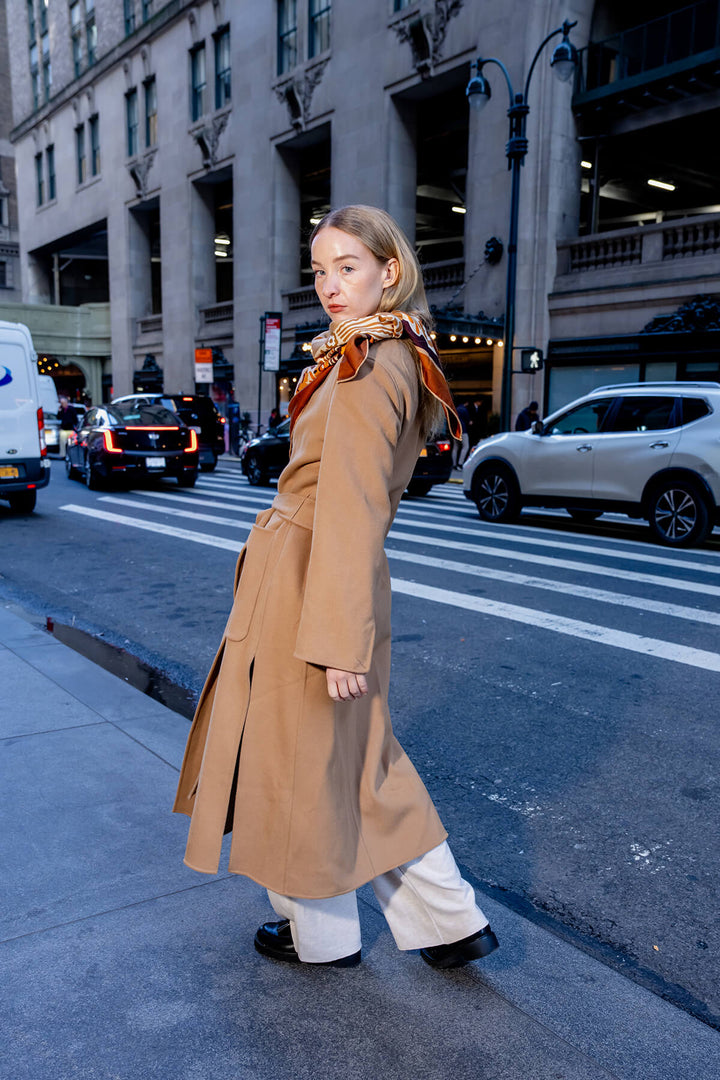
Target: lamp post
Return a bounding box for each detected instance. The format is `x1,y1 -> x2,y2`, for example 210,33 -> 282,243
466,19 -> 578,431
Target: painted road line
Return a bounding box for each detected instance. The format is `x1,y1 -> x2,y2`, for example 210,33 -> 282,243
128,487 -> 272,508
390,514 -> 720,575
387,528 -> 720,599
386,548 -> 720,627
60,504 -> 245,553
100,496 -> 255,531
390,578 -> 720,673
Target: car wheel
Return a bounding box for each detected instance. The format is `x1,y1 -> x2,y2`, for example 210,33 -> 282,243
407,480 -> 433,497
8,489 -> 37,513
648,481 -> 711,547
84,455 -> 103,491
472,464 -> 521,523
65,452 -> 80,480
177,470 -> 198,488
200,452 -> 218,473
246,453 -> 268,486
568,509 -> 602,523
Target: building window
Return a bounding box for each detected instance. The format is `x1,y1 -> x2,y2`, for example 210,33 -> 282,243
30,42 -> 40,109
40,0 -> 48,35
393,0 -> 412,9
85,0 -> 97,66
214,27 -> 231,109
76,125 -> 86,184
0,262 -> 7,289
27,0 -> 36,44
141,0 -> 152,21
124,0 -> 135,35
144,76 -> 157,147
126,88 -> 138,157
89,114 -> 100,175
46,144 -> 56,200
41,32 -> 51,102
309,0 -> 330,57
190,43 -> 206,121
277,0 -> 297,75
35,153 -> 44,206
0,194 -> 8,227
70,1 -> 83,76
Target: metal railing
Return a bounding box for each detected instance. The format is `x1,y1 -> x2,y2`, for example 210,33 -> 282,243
576,0 -> 720,95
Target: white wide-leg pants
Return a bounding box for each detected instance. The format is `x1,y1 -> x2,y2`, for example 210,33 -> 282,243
267,841 -> 488,964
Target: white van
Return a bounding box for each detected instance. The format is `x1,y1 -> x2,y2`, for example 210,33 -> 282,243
0,320 -> 51,512
37,373 -> 61,453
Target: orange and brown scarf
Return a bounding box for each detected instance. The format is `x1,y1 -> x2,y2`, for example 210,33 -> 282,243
287,311 -> 461,440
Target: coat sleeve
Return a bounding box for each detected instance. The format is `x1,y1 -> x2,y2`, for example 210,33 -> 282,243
293,342 -> 412,673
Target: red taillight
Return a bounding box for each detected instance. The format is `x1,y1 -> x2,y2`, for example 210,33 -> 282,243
436,441 -> 452,453
185,429 -> 198,453
103,430 -> 123,454
37,407 -> 47,457
182,396 -> 193,401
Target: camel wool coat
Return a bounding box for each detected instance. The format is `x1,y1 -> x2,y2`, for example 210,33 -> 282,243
173,337 -> 448,898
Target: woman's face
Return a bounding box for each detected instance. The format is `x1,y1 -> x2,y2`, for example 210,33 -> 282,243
311,226 -> 399,325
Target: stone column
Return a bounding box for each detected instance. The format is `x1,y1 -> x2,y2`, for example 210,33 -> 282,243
385,97 -> 416,245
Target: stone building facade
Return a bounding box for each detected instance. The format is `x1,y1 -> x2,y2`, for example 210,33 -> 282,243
0,0 -> 21,302
6,0 -> 720,421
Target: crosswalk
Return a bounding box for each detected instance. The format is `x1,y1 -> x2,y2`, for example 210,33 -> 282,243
60,466 -> 720,673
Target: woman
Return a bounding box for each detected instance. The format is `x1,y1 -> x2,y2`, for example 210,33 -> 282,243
174,205 -> 499,969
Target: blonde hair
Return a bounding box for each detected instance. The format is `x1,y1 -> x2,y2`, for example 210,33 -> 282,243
310,204 -> 432,332
310,205 -> 444,435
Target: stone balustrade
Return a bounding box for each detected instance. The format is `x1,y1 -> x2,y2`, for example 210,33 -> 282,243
558,212 -> 720,275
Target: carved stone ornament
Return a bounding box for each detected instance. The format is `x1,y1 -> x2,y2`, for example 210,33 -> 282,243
275,59 -> 329,132
192,112 -> 229,169
127,149 -> 158,200
643,294 -> 720,334
391,0 -> 464,79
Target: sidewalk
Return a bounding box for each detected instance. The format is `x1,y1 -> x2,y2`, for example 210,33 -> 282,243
1,601 -> 718,1080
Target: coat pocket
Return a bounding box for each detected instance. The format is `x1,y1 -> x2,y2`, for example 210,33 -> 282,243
224,523 -> 280,641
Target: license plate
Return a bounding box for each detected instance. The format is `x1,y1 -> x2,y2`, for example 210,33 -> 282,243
0,465 -> 19,478
419,448 -> 428,457
146,457 -> 166,470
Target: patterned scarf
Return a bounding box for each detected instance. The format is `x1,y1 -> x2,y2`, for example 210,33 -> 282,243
287,310 -> 461,440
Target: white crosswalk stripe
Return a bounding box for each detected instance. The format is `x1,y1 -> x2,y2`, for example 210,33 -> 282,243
60,476 -> 720,672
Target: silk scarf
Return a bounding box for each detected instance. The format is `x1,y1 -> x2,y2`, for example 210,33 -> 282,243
287,310 -> 461,440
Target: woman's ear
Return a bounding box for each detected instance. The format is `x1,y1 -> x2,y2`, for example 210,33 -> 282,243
382,257 -> 400,290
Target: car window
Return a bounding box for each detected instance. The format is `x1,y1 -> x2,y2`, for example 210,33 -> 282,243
607,396 -> 677,433
106,403 -> 181,426
84,408 -> 98,426
681,397 -> 711,425
547,398 -> 614,435
275,418 -> 291,435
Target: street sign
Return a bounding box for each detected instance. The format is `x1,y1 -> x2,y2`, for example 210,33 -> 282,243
520,347 -> 544,372
194,347 -> 213,383
263,313 -> 282,372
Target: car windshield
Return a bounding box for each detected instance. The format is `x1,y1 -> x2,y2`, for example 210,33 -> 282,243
162,396 -> 219,421
106,403 -> 181,426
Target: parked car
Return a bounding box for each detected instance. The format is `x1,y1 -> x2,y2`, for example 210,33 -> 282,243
462,381 -> 720,547
0,320 -> 51,512
240,417 -> 453,494
111,393 -> 225,471
65,401 -> 199,488
37,374 -> 61,454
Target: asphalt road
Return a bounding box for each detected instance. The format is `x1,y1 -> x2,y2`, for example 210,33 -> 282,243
3,456 -> 719,1028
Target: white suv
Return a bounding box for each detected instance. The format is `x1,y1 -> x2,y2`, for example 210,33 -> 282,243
462,382 -> 720,547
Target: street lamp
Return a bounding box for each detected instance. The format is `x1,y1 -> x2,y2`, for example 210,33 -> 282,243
466,19 -> 578,430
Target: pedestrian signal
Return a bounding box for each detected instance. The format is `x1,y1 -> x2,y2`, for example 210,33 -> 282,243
520,348 -> 544,372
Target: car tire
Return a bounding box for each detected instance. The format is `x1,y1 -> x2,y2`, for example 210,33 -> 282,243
568,509 -> 602,523
647,480 -> 711,547
200,453 -> 218,473
407,480 -> 433,497
84,456 -> 103,491
472,464 -> 521,523
177,470 -> 198,488
65,452 -> 80,480
246,453 -> 268,487
8,489 -> 37,513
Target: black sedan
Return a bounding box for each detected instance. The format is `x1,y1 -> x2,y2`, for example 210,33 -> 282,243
65,402 -> 199,489
112,393 -> 226,471
241,418 -> 453,495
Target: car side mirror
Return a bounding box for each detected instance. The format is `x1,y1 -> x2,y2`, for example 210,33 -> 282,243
531,420 -> 544,435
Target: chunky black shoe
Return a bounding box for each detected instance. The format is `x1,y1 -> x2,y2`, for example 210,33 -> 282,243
420,925 -> 499,969
253,919 -> 361,967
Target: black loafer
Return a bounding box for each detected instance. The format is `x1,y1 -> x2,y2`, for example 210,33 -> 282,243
253,919 -> 361,967
420,925 -> 499,969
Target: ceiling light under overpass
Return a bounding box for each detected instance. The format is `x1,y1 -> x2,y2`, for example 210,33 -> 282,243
648,179 -> 676,191
451,205 -> 467,214
581,160 -> 592,169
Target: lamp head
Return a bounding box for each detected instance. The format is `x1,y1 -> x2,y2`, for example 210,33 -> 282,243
550,29 -> 578,83
466,68 -> 492,112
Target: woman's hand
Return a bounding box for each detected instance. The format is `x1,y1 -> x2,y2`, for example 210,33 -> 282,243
326,668 -> 369,702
